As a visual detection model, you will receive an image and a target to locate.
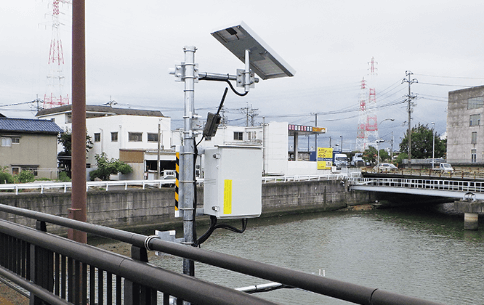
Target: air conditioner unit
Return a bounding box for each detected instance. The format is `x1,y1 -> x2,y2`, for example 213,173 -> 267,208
204,145 -> 262,219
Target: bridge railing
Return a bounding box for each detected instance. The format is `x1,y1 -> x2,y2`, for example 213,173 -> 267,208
349,177 -> 484,193
0,203 -> 442,305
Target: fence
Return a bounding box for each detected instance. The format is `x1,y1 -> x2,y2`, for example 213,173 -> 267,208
0,173 -> 360,195
0,203 -> 442,305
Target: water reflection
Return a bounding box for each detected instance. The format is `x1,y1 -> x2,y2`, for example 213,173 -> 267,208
151,203 -> 483,304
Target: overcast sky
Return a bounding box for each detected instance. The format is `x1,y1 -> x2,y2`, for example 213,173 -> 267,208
2,0 -> 484,151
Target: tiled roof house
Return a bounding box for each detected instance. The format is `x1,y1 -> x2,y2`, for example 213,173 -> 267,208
0,118 -> 63,179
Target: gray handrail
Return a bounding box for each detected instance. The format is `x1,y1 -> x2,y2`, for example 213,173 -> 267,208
0,203 -> 443,305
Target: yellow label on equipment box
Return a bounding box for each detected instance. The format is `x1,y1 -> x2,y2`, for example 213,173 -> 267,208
223,179 -> 232,215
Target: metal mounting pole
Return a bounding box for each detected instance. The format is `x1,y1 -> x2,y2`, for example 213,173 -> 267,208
244,49 -> 251,93
181,46 -> 196,278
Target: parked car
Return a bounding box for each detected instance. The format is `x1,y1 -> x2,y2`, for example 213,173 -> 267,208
378,163 -> 397,171
435,163 -> 454,173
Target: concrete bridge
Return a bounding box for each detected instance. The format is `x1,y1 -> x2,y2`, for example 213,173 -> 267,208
349,177 -> 484,200
349,176 -> 484,230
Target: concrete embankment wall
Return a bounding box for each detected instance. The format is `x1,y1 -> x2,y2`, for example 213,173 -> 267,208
0,180 -> 376,233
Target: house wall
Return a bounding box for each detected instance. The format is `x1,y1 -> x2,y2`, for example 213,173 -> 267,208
447,85 -> 484,164
0,133 -> 58,179
86,115 -> 170,165
264,122 -> 288,175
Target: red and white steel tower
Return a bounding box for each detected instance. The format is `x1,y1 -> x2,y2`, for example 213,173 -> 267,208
356,78 -> 368,151
356,57 -> 379,152
44,0 -> 70,109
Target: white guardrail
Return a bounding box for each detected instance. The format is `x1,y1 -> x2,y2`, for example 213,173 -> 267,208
349,177 -> 484,193
0,173 -> 359,195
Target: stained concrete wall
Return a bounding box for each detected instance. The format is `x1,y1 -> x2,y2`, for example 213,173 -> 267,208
447,85 -> 484,164
0,180 -> 375,233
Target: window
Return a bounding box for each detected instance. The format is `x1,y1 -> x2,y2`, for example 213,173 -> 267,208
12,137 -> 20,144
471,149 -> 477,163
94,133 -> 101,142
468,97 -> 484,110
128,132 -> 143,142
472,132 -> 478,144
111,132 -> 118,142
247,131 -> 257,141
470,114 -> 480,126
148,133 -> 159,142
1,137 -> 11,147
233,132 -> 243,141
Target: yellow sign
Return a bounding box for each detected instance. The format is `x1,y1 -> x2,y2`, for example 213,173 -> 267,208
223,179 -> 232,215
312,127 -> 327,133
317,148 -> 333,170
317,147 -> 333,159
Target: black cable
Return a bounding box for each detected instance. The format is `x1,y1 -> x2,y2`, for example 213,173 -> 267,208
192,138 -> 198,245
226,80 -> 248,96
195,216 -> 248,247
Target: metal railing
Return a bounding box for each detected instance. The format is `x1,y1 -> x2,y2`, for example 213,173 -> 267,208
0,179 -> 184,195
349,177 -> 484,194
0,173 -> 357,195
262,173 -> 348,183
0,203 -> 442,305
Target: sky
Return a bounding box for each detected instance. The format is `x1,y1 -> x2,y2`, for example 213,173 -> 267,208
2,0 -> 484,152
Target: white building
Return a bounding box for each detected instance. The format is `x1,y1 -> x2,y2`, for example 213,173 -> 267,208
37,105 -> 329,179
36,105 -> 173,179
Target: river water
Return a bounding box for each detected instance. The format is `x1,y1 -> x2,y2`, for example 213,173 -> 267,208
149,204 -> 484,304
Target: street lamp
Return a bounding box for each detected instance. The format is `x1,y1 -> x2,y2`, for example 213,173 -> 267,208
379,118 -> 394,161
376,139 -> 385,170
431,122 -> 435,169
380,118 -> 395,125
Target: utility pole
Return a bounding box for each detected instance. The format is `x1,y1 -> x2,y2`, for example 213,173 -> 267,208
313,113 -> 318,150
391,131 -> 394,161
156,120 -> 161,180
402,71 -> 417,167
240,104 -> 258,126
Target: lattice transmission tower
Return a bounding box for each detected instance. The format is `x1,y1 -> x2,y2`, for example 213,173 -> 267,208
365,57 -> 379,145
356,78 -> 368,151
43,0 -> 71,109
356,57 -> 379,152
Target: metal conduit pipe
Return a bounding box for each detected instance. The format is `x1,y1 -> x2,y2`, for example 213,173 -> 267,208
0,204 -> 443,305
0,220 -> 277,305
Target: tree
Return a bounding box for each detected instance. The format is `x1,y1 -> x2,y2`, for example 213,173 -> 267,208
379,149 -> 390,162
362,146 -> 378,165
89,153 -> 133,181
395,152 -> 408,167
58,132 -> 94,176
399,123 -> 446,159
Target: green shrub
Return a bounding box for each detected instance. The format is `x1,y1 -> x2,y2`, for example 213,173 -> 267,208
16,170 -> 35,183
0,172 -> 14,184
90,153 -> 133,181
58,171 -> 71,182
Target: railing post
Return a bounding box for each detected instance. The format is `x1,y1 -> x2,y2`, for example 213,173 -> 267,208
124,245 -> 157,305
30,220 -> 54,305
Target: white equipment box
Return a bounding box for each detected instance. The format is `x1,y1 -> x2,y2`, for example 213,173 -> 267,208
204,145 -> 262,219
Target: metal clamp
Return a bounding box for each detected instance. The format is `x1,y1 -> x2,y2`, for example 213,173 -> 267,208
144,235 -> 160,251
